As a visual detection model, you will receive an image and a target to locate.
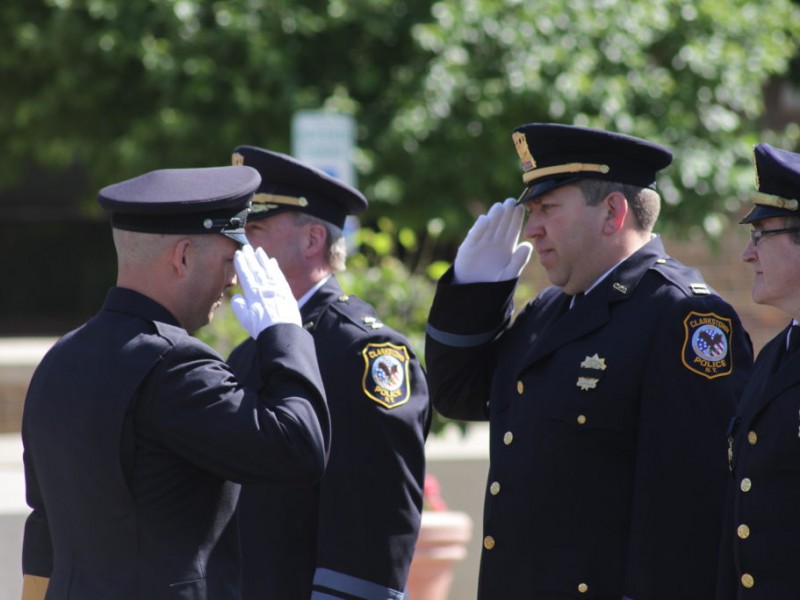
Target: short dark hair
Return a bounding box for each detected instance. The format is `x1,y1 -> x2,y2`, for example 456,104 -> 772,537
575,178 -> 661,231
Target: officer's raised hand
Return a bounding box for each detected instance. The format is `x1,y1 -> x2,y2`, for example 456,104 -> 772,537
453,197 -> 533,284
232,245 -> 301,337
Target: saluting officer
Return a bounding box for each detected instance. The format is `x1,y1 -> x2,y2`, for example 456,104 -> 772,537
425,123 -> 753,599
717,143 -> 800,598
21,166 -> 330,600
228,147 -> 431,600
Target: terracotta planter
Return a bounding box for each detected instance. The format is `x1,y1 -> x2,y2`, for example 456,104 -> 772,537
407,510 -> 473,600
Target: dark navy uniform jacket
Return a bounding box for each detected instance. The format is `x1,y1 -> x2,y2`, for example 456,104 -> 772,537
230,276 -> 431,600
717,324 -> 800,599
426,237 -> 753,600
21,287 -> 330,600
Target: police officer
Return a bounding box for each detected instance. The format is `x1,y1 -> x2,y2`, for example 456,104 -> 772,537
228,147 -> 431,599
425,123 -> 753,599
717,143 -> 800,598
21,166 -> 330,600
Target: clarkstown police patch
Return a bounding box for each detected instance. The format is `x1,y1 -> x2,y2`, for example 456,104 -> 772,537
361,342 -> 411,409
681,311 -> 733,379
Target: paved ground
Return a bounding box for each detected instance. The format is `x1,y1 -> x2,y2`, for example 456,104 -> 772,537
0,433 -> 25,600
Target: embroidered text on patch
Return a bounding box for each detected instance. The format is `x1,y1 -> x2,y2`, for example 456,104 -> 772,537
361,342 -> 411,409
681,312 -> 733,379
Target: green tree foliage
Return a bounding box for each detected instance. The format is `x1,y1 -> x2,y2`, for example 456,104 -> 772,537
390,0 -> 800,237
1,0 -> 799,240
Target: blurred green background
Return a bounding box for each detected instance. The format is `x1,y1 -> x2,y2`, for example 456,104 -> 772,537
2,0 -> 799,341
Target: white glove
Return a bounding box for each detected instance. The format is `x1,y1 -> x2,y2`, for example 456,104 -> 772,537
453,197 -> 533,284
231,245 -> 301,338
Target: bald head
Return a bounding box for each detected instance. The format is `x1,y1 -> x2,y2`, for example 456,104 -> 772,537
112,229 -> 178,271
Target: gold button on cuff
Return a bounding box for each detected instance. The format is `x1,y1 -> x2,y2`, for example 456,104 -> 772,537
503,431 -> 514,445
490,482 -> 501,495
741,573 -> 754,588
577,414 -> 587,425
516,381 -> 524,394
577,583 -> 589,593
748,431 -> 758,445
483,536 -> 495,550
737,524 -> 751,539
740,478 -> 752,492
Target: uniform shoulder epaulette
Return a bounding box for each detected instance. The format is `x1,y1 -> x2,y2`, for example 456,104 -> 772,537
650,256 -> 714,297
329,293 -> 386,332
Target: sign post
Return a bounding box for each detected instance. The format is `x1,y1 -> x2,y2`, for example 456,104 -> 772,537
291,111 -> 356,187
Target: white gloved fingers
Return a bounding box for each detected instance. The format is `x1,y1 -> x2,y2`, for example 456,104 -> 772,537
243,244 -> 270,289
498,241 -> 534,281
505,198 -> 525,242
254,246 -> 273,278
230,294 -> 255,338
235,245 -> 273,303
454,198 -> 528,284
234,248 -> 259,303
479,199 -> 512,246
264,257 -> 290,295
489,198 -> 523,245
462,213 -> 490,248
482,201 -> 507,237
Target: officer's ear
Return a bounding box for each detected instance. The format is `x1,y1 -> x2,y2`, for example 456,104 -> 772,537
601,191 -> 628,235
304,222 -> 328,259
171,238 -> 194,277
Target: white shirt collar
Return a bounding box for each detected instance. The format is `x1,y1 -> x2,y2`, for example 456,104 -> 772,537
298,275 -> 332,309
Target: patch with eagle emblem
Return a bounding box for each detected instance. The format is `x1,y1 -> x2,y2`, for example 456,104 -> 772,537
681,312 -> 733,379
361,342 -> 411,409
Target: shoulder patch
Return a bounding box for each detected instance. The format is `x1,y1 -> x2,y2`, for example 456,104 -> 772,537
681,312 -> 733,379
361,342 -> 411,409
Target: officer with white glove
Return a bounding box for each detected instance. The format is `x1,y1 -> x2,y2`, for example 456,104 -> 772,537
20,165 -> 331,600
453,197 -> 533,284
232,244 -> 302,336
426,123 -> 752,600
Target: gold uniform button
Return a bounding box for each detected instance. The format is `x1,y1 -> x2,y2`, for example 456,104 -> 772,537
503,431 -> 514,445
740,478 -> 752,492
741,573 -> 754,588
748,431 -> 758,445
483,536 -> 495,550
578,583 -> 589,593
737,524 -> 750,539
338,294 -> 350,302
516,381 -> 524,394
577,414 -> 587,425
489,482 -> 501,495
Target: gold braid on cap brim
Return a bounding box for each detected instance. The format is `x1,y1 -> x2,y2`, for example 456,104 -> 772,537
522,162 -> 610,184
751,191 -> 799,212
250,193 -> 309,213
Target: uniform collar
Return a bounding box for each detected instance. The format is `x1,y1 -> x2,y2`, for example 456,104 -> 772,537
102,287 -> 181,328
300,276 -> 345,330
580,235 -> 663,301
